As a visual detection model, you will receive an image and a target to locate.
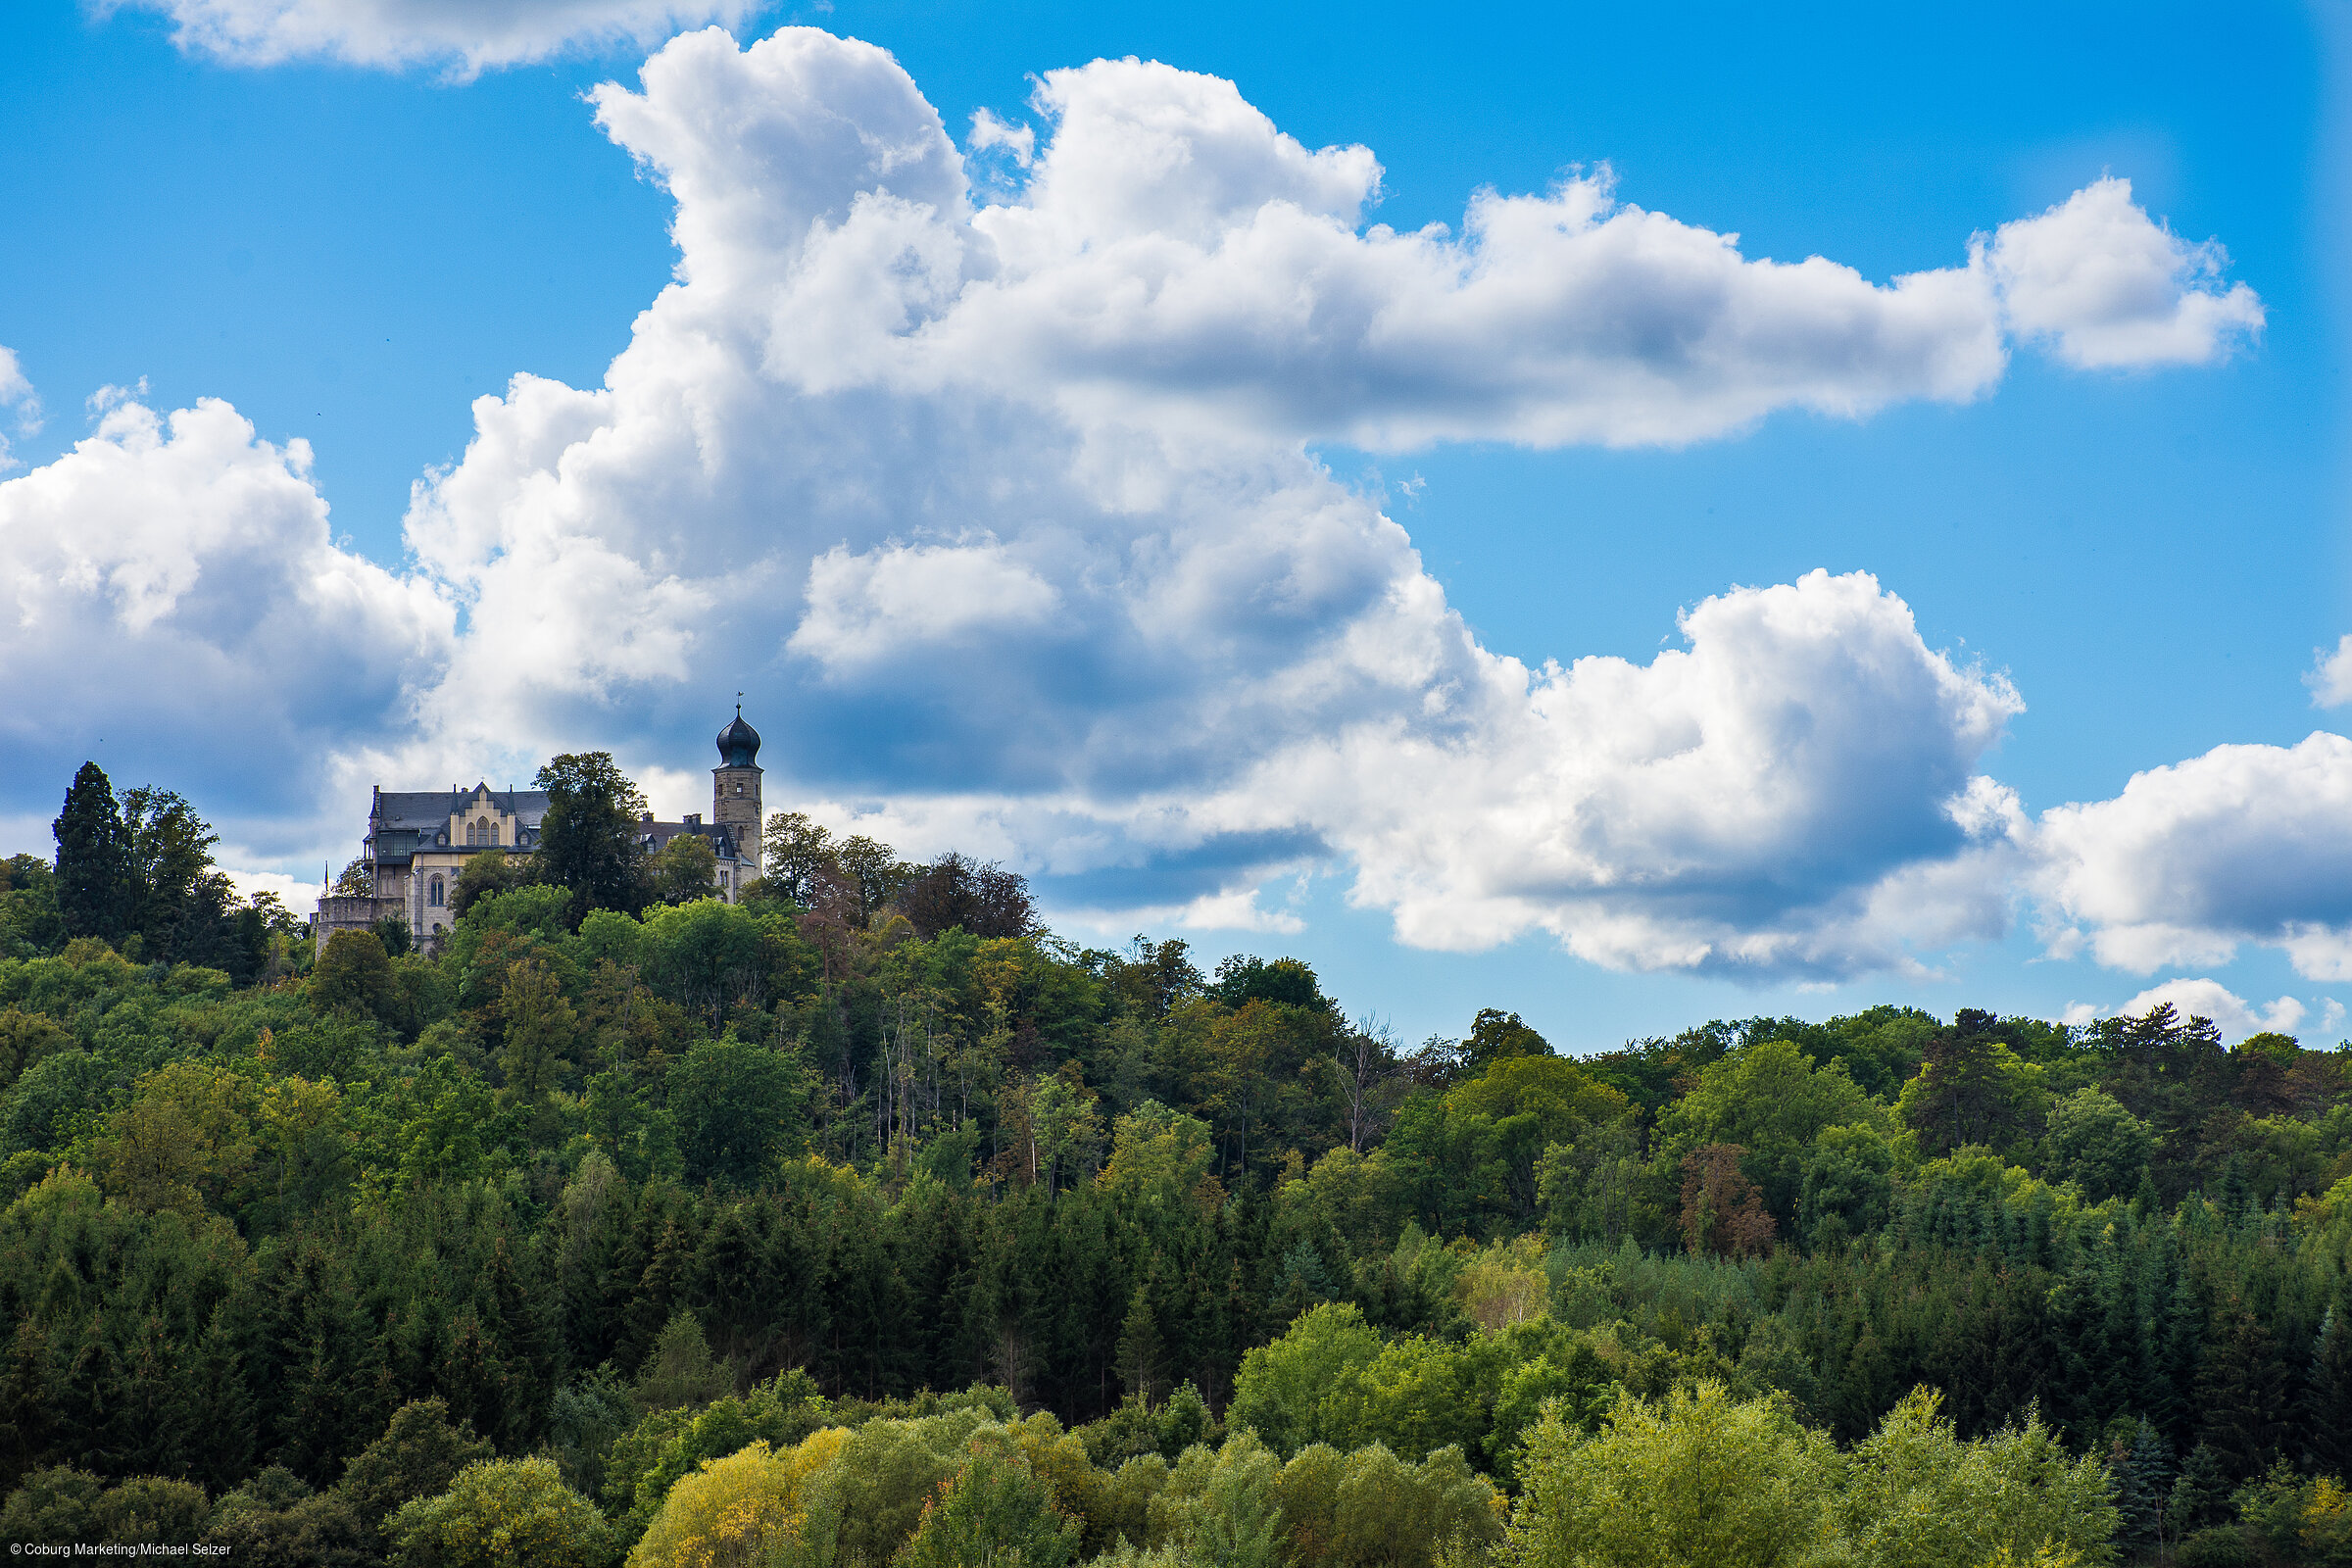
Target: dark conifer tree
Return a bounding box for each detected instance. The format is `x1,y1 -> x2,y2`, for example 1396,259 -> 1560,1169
257,1236 -> 393,1486
1117,1284 -> 1165,1405
486,1238 -> 558,1452
622,1217 -> 689,1375
2168,1443 -> 2234,1538
2302,1298 -> 2352,1480
51,762 -> 133,948
433,1312 -> 503,1454
2106,1420 -> 2173,1559
2194,1296 -> 2289,1479
688,1205 -> 763,1370
0,1320 -> 58,1494
188,1306 -> 258,1494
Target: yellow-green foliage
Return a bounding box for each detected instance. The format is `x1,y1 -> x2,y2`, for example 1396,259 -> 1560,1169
1454,1234 -> 1550,1333
1274,1442 -> 1505,1568
628,1429 -> 847,1568
1328,1333 -> 1487,1462
1227,1302 -> 1384,1455
1144,1433 -> 1283,1568
792,1408 -> 999,1566
896,1427 -> 1084,1568
1507,1382 -> 2119,1568
1839,1389 -> 2116,1568
387,1457 -> 613,1568
1510,1381 -> 1843,1568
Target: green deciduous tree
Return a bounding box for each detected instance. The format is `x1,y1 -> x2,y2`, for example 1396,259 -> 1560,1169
449,853 -> 521,922
119,784 -> 232,964
898,1438 -> 1082,1568
95,1059 -> 257,1216
1839,1388 -> 2117,1568
2041,1088 -> 2153,1201
498,956 -> 577,1110
1463,1008 -> 1549,1072
0,855 -> 70,959
1900,1009 -> 2047,1159
1508,1382 -> 1841,1568
340,1399 -> 495,1540
1657,1038 -> 1878,1228
385,1457 -> 612,1568
667,1036 -> 808,1186
650,833 -> 718,907
1275,1440 -> 1502,1568
1229,1303 -> 1384,1457
312,929 -> 398,1025
531,753 -> 652,926
752,811 -> 836,906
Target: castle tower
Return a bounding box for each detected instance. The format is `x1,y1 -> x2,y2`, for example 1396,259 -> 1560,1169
713,700 -> 763,876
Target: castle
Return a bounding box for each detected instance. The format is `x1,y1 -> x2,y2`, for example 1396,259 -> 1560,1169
311,708 -> 765,952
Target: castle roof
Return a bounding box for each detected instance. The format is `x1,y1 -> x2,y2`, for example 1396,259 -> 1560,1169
716,708 -> 761,769
367,787 -> 552,865
639,815 -> 746,861
372,788 -> 551,832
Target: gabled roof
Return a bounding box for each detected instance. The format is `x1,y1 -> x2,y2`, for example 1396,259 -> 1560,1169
372,788 -> 552,833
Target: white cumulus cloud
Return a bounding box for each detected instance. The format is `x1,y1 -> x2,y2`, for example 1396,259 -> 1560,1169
1195,569 -> 2025,973
2307,635 -> 2352,708
99,0 -> 765,74
2032,732 -> 2352,980
0,30 -> 2275,977
0,398 -> 452,856
793,540 -> 1064,674
1981,176 -> 2264,369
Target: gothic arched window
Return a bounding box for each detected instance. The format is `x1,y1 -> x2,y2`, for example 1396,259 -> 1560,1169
428,875 -> 445,906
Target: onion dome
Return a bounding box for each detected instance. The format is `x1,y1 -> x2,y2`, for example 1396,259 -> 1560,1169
716,703 -> 761,768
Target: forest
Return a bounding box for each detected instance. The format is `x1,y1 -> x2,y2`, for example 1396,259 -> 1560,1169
0,757 -> 2347,1567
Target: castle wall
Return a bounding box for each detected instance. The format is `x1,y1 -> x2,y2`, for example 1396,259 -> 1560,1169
311,893 -> 410,956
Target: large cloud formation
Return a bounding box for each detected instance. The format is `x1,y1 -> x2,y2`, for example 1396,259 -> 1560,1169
0,398 -> 451,834
0,29 -> 2293,977
2032,734 -> 2352,982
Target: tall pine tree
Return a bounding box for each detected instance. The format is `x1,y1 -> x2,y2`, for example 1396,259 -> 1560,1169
1117,1283 -> 1165,1405
2303,1298 -> 2352,1481
51,762 -> 133,948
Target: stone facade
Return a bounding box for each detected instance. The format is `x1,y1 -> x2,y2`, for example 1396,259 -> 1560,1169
309,892 -> 410,953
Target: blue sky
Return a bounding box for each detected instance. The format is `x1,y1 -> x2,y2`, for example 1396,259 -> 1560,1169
2,0 -> 2347,1051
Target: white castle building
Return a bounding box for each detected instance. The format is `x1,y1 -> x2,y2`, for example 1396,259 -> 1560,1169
312,708 -> 765,952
